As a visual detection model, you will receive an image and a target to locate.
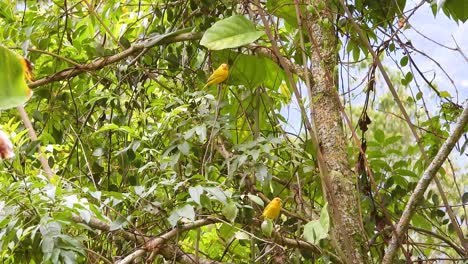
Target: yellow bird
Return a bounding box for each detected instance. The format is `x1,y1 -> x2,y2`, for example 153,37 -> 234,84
204,63 -> 228,88
262,197 -> 282,220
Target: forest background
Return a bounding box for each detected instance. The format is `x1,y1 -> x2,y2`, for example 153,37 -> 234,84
0,0 -> 467,263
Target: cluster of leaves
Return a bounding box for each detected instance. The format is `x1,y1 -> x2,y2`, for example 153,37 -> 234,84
0,0 -> 466,263
0,1 -> 315,263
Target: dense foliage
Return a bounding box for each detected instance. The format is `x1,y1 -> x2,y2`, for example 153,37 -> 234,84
0,1 -> 466,263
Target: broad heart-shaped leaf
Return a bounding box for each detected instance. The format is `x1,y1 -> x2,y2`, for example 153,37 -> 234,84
0,45 -> 32,110
200,15 -> 264,50
303,203 -> 329,245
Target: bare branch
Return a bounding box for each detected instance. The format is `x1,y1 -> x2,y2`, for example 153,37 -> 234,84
28,32 -> 203,89
382,101 -> 468,263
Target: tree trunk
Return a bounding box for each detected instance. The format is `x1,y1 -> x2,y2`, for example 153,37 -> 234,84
306,2 -> 369,263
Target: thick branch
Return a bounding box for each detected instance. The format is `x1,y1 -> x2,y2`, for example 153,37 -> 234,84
72,216 -> 220,264
28,32 -> 203,89
382,101 -> 468,263
116,217 -> 219,264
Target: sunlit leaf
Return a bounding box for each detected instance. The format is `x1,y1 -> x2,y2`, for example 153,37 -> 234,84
189,185 -> 204,205
200,15 -> 264,50
303,203 -> 329,244
261,219 -> 273,237
247,194 -> 264,207
222,201 -> 238,222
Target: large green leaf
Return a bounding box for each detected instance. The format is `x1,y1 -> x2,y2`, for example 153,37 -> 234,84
0,45 -> 33,110
222,201 -> 239,222
212,50 -> 288,90
200,15 -> 264,50
303,203 -> 330,245
266,0 -> 298,27
438,0 -> 468,22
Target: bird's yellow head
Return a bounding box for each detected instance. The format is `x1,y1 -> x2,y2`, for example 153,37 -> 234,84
220,63 -> 228,71
272,197 -> 281,205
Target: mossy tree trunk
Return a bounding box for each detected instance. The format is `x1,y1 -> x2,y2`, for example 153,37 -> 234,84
305,2 -> 369,263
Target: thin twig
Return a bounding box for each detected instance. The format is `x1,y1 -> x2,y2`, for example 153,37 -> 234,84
16,106 -> 54,180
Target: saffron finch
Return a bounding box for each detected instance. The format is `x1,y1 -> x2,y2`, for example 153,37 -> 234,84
262,197 -> 282,220
203,63 -> 228,88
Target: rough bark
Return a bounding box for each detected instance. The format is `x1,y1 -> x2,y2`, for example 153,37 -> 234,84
306,2 -> 369,263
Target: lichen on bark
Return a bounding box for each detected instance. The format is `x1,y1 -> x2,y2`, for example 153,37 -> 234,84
304,1 -> 370,262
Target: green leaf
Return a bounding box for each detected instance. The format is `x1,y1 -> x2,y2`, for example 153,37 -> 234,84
442,0 -> 468,22
212,50 -> 288,90
61,250 -> 78,264
279,81 -> 291,102
439,91 -> 451,98
411,213 -> 431,228
353,45 -> 361,62
95,123 -> 119,133
200,194 -> 213,210
462,192 -> 468,204
0,2 -> 15,23
400,56 -> 408,67
234,231 -> 250,240
267,0 -> 299,27
384,135 -> 402,146
189,185 -> 204,205
222,201 -> 239,222
40,221 -> 61,237
0,45 -> 33,110
402,72 -> 413,86
109,217 -> 127,231
200,15 -> 264,50
416,91 -> 422,100
178,141 -> 190,156
204,187 -> 227,204
374,129 -> 385,143
255,164 -> 269,183
431,193 -> 439,206
303,203 -> 329,244
261,219 -> 273,237
194,125 -> 207,142
394,169 -> 418,178
168,204 -> 196,227
247,194 -> 264,207
41,237 -> 55,254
